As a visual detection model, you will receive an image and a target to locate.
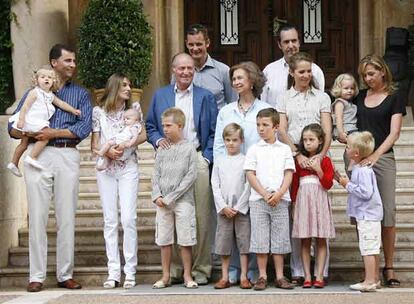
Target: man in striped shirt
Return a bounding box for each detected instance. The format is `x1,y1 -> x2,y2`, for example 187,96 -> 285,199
9,44 -> 92,292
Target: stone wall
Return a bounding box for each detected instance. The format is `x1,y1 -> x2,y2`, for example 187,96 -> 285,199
10,0 -> 69,108
0,117 -> 27,267
359,0 -> 414,58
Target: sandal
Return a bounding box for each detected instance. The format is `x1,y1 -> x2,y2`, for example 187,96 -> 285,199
103,279 -> 119,289
382,267 -> 400,287
153,279 -> 171,289
184,280 -> 198,289
275,277 -> 295,289
123,279 -> 136,289
302,280 -> 312,288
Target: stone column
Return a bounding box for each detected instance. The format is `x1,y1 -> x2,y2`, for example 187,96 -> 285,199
0,118 -> 27,267
10,0 -> 69,108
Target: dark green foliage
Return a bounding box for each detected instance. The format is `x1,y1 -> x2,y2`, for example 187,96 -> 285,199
0,0 -> 15,113
77,0 -> 153,89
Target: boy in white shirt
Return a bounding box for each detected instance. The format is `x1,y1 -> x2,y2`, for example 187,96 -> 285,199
244,108 -> 295,290
211,123 -> 251,289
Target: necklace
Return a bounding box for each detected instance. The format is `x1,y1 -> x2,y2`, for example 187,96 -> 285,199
238,101 -> 253,115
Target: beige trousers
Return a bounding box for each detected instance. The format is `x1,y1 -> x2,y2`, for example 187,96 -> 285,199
24,145 -> 80,283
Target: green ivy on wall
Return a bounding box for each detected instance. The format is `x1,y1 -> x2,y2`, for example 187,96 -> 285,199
0,0 -> 14,114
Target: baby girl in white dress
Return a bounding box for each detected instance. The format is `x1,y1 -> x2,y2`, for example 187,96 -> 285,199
93,108 -> 141,171
7,65 -> 81,176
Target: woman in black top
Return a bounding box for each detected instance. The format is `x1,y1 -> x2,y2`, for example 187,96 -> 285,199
355,54 -> 405,287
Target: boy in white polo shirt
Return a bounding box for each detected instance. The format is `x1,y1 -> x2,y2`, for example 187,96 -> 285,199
244,108 -> 295,291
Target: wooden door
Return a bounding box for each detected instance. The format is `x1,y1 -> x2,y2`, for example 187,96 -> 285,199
184,0 -> 359,88
184,0 -> 274,69
271,0 -> 359,87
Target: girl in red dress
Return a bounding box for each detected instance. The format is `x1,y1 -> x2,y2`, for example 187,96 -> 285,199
291,123 -> 335,288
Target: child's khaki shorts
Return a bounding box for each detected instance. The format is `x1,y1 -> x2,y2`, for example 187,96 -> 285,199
155,200 -> 196,246
357,220 -> 381,256
214,212 -> 250,255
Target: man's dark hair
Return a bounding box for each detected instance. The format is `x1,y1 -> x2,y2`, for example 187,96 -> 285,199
277,24 -> 300,42
49,44 -> 75,64
186,23 -> 209,41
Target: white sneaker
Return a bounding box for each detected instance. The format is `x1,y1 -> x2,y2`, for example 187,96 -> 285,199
349,282 -> 377,292
24,156 -> 45,170
7,163 -> 22,177
123,279 -> 136,289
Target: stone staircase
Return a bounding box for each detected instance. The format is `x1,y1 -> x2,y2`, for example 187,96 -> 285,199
1,117 -> 413,287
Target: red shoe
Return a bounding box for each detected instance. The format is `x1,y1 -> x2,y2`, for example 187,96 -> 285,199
313,280 -> 325,288
302,280 -> 312,288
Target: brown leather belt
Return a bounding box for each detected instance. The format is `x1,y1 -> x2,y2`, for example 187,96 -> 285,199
47,142 -> 78,148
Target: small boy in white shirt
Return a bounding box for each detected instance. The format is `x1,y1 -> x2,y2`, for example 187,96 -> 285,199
211,123 -> 251,290
244,108 -> 295,291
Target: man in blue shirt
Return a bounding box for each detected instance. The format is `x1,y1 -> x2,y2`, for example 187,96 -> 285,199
9,44 -> 92,292
185,24 -> 236,110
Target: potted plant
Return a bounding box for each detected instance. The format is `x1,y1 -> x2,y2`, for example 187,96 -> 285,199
77,0 -> 153,103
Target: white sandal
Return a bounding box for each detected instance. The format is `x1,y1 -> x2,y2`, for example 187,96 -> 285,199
123,279 -> 136,289
184,280 -> 198,289
103,280 -> 119,289
152,279 -> 171,289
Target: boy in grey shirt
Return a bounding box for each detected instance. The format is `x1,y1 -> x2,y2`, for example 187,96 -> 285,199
152,108 -> 198,289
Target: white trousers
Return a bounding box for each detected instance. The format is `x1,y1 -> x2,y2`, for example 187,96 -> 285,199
24,146 -> 80,283
96,163 -> 138,281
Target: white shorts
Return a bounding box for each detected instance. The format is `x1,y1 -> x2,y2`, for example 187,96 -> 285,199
357,220 -> 381,256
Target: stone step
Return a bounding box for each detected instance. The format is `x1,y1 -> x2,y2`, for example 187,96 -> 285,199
8,244 -> 160,267
78,156 -> 414,178
0,265 -> 163,287
18,223 -> 414,249
79,160 -> 154,176
329,241 -> 414,263
331,156 -> 414,172
331,172 -> 414,189
329,142 -> 414,158
18,226 -> 156,247
48,209 -> 156,228
328,262 -> 414,283
332,205 -> 414,224
331,223 -> 414,243
1,261 -> 414,288
75,187 -> 414,211
9,240 -> 414,269
328,188 -> 414,206
79,175 -> 152,193
77,191 -> 152,210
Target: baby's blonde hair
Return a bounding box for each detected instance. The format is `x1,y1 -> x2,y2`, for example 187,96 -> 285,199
124,108 -> 141,122
161,107 -> 186,127
330,73 -> 359,98
32,64 -> 58,92
347,131 -> 375,159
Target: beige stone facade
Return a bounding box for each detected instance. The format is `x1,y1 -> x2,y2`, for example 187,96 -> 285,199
1,0 -> 414,269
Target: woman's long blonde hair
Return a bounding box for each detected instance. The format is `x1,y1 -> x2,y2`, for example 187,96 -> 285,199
358,54 -> 395,94
99,73 -> 131,113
